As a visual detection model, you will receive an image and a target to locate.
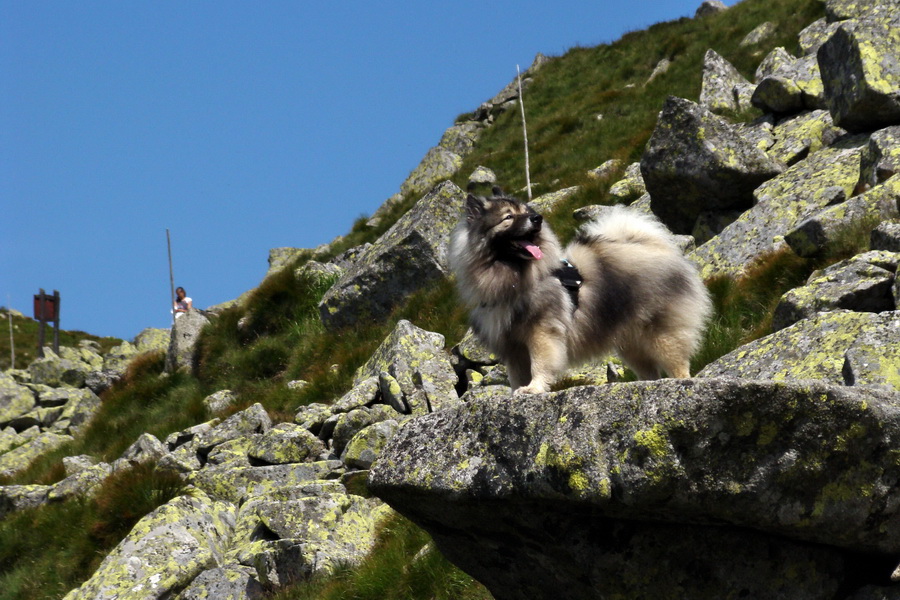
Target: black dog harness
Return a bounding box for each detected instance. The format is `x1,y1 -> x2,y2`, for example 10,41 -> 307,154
554,258 -> 583,309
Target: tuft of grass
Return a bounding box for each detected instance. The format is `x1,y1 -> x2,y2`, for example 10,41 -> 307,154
270,512 -> 493,600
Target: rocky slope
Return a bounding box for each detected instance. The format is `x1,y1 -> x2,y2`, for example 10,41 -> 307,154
2,0 -> 900,598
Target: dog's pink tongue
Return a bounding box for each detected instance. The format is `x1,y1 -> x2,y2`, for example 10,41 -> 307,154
521,242 -> 543,259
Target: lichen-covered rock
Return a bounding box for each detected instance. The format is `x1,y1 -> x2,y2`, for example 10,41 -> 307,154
0,484 -> 51,517
859,126 -> 900,189
528,186 -> 580,215
799,18 -> 842,55
134,327 -> 171,354
59,345 -> 103,371
174,565 -> 265,600
0,373 -> 35,426
872,220 -> 900,251
369,380 -> 900,599
48,462 -> 112,501
62,489 -> 236,600
63,454 -> 99,476
439,121 -> 482,156
102,341 -> 139,375
193,403 -> 271,459
204,389 -> 238,414
28,349 -> 89,388
331,377 -> 379,414
691,141 -> 864,278
695,0 -> 727,18
331,405 -> 400,458
468,165 -> 497,186
843,312 -> 900,388
354,320 -> 459,414
188,461 -> 345,504
784,178 -> 900,257
115,433 -> 169,470
751,53 -> 826,113
0,431 -> 73,478
246,423 -> 325,465
51,388 -> 102,436
399,146 -> 463,199
825,0 -> 897,23
773,252 -> 898,330
166,310 -> 210,374
586,159 -> 623,181
818,13 -> 900,132
342,420 -> 401,470
228,485 -> 389,584
700,49 -> 753,114
755,46 -> 795,82
319,181 -> 466,330
267,247 -> 306,275
740,21 -> 777,47
607,162 -> 646,203
641,96 -> 784,233
293,402 -> 332,434
699,310 -> 895,384
769,109 -> 845,166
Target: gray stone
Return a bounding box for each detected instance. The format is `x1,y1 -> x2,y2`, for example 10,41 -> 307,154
0,431 -> 74,478
586,159 -> 623,181
641,96 -> 784,234
293,403 -> 332,434
63,454 -> 99,476
175,565 -> 265,600
354,320 -> 459,414
166,310 -> 210,374
468,166 -> 497,186
28,349 -> 89,388
694,0 -> 727,18
102,341 -> 138,376
267,247 -> 306,275
187,461 -> 345,504
799,18 -> 842,55
370,380 -> 900,599
859,126 -> 900,190
691,141 -> 864,279
825,0 -> 898,22
699,311 -> 897,386
331,376 -> 380,414
319,181 -> 466,330
341,420 -> 401,470
785,178 -> 900,257
528,186 -> 580,215
116,433 -> 168,469
294,260 -> 344,288
773,252 -> 898,330
818,13 -> 900,132
644,58 -> 671,87
246,423 -> 325,465
439,121 -> 482,156
62,490 -> 236,600
843,312 -> 900,388
48,462 -> 112,501
872,221 -> 900,251
740,21 -> 777,47
399,146 -> 463,199
196,403 -> 272,457
0,373 -> 35,425
699,49 -> 753,114
0,485 -> 51,518
769,109 -> 845,166
751,53 -> 826,113
755,47 -> 795,83
165,421 -> 218,451
203,389 -> 238,414
608,162 -> 646,203
55,388 -> 102,436
134,327 -> 172,354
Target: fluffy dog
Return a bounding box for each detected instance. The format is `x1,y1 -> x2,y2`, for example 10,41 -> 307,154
449,189 -> 712,394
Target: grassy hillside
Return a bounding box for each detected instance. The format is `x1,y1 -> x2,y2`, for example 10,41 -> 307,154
1,0 -> 858,598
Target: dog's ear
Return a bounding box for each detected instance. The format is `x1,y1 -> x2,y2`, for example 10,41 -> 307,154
465,194 -> 487,222
491,186 -> 504,197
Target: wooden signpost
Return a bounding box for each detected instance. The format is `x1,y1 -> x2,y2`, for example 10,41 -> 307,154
33,289 -> 60,358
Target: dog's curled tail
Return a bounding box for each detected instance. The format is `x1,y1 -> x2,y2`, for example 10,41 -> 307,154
577,205 -> 680,250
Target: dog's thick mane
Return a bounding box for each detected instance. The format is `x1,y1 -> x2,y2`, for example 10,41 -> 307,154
575,205 -> 679,250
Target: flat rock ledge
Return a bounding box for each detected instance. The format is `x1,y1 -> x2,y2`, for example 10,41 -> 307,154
369,379 -> 900,600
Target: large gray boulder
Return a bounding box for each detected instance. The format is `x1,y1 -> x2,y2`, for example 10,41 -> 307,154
641,96 -> 784,233
369,380 -> 900,599
690,140 -> 864,278
818,12 -> 900,132
699,49 -> 753,114
799,18 -> 842,55
0,373 -> 35,426
768,109 -> 845,167
751,54 -> 826,113
0,431 -> 74,478
859,125 -> 900,190
319,181 -> 466,330
165,310 -> 210,373
773,252 -> 898,330
62,489 -> 236,600
399,146 -> 463,198
699,311 -> 900,388
353,320 -> 459,415
174,565 -> 265,600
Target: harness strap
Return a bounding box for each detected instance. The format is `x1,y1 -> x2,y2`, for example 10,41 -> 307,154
554,258 -> 583,309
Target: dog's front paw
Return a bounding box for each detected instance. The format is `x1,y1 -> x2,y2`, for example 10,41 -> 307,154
514,383 -> 549,396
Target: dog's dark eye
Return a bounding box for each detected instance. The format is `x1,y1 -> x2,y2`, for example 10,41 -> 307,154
503,215 -> 514,221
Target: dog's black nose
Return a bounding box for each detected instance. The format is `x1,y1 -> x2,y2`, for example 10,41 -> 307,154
530,214 -> 543,225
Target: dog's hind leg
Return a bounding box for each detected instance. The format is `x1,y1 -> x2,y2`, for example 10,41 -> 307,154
618,347 -> 661,380
515,327 -> 568,395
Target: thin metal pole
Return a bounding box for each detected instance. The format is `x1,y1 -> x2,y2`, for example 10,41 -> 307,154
517,64 -> 532,201
167,229 -> 176,325
7,295 -> 14,369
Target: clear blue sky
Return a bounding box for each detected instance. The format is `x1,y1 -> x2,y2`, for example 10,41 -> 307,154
2,1 -> 723,341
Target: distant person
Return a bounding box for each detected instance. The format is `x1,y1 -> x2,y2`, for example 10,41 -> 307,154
173,287 -> 193,319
